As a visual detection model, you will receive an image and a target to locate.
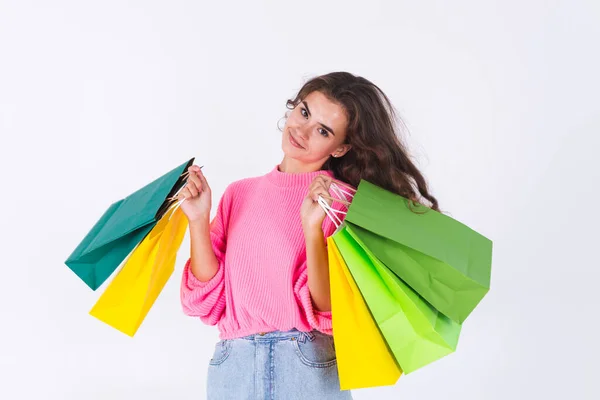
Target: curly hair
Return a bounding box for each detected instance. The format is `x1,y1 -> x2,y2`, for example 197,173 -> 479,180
278,71 -> 440,213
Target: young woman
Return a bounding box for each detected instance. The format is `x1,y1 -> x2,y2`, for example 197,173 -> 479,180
177,71 -> 439,399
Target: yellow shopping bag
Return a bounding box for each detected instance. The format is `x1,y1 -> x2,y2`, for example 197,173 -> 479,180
89,203 -> 188,336
328,236 -> 402,390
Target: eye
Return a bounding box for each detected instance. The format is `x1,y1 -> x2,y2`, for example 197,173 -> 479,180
301,108 -> 329,138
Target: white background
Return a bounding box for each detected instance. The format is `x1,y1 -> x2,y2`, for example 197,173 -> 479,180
1,1 -> 599,399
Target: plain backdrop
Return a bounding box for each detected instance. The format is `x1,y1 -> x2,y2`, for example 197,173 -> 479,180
1,1 -> 599,399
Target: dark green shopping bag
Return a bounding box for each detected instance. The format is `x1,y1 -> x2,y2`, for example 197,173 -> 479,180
332,224 -> 462,374
342,179 -> 493,324
65,158 -> 194,290
344,180 -> 492,323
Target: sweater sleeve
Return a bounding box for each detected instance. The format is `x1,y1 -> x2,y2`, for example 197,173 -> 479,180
180,184 -> 232,326
294,264 -> 333,335
294,184 -> 352,335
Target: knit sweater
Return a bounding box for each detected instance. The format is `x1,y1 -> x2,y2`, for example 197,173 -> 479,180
180,164 -> 350,340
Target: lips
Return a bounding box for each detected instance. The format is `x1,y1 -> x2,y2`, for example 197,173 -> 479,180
289,131 -> 305,149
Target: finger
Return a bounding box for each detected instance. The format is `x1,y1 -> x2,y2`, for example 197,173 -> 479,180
311,187 -> 328,203
178,187 -> 191,201
318,175 -> 332,188
197,169 -> 211,191
187,171 -> 203,192
308,180 -> 321,198
312,176 -> 331,193
186,180 -> 199,197
187,166 -> 197,177
315,174 -> 332,183
315,180 -> 332,195
310,177 -> 327,191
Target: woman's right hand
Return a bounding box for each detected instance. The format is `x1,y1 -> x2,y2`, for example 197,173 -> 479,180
177,165 -> 212,223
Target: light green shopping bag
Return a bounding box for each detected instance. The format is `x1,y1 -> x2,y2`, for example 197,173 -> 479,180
332,224 -> 462,374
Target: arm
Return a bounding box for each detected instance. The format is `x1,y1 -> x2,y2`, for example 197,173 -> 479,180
295,180 -> 350,334
180,186 -> 231,325
188,217 -> 219,282
304,226 -> 331,312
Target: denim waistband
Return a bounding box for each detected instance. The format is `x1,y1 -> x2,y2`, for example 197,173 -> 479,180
238,328 -> 317,342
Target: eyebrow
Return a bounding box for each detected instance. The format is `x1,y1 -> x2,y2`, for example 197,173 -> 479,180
302,100 -> 336,136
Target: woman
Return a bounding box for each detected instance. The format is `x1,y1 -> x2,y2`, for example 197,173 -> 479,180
178,71 -> 439,399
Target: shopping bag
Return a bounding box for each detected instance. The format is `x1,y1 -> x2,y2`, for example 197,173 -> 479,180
341,179 -> 493,324
65,157 -> 194,290
89,202 -> 188,336
328,235 -> 402,390
332,224 -> 462,374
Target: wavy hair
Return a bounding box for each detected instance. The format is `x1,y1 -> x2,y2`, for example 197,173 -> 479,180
278,71 -> 440,212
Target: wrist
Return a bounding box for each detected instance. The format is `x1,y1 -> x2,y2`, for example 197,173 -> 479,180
303,224 -> 324,240
188,214 -> 210,229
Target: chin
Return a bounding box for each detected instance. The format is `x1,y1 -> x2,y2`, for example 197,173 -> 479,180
282,139 -> 299,155
282,149 -> 299,160
282,144 -> 301,159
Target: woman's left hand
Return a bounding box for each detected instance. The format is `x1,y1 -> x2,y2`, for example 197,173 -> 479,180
301,174 -> 334,233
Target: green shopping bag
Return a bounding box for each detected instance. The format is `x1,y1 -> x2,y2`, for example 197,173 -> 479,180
343,179 -> 493,324
332,224 -> 462,374
65,157 -> 194,290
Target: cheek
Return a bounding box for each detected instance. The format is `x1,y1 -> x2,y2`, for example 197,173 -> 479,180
312,142 -> 335,155
287,109 -> 298,119
287,114 -> 301,126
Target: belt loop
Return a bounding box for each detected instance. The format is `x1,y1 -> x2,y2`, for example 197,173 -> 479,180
306,331 -> 315,342
298,333 -> 306,343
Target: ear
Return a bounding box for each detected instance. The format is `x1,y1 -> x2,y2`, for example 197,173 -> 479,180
331,144 -> 352,158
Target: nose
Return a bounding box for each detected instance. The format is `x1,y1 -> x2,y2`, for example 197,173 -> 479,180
297,126 -> 310,140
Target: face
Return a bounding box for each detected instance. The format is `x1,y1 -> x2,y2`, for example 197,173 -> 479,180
281,90 -> 352,166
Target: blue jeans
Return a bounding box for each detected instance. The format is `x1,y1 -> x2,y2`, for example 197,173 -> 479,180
206,328 -> 353,400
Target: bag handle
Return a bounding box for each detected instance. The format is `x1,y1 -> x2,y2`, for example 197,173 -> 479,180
317,181 -> 356,228
163,165 -> 208,218
316,180 -> 356,206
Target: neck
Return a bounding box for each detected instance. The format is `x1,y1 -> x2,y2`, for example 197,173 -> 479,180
279,156 -> 326,173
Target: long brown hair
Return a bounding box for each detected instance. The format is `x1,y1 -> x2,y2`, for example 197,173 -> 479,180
279,71 -> 440,212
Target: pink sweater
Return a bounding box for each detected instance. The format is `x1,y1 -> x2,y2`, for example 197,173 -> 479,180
180,164 -> 350,340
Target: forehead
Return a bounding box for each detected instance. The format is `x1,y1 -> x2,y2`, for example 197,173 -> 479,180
303,91 -> 348,127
